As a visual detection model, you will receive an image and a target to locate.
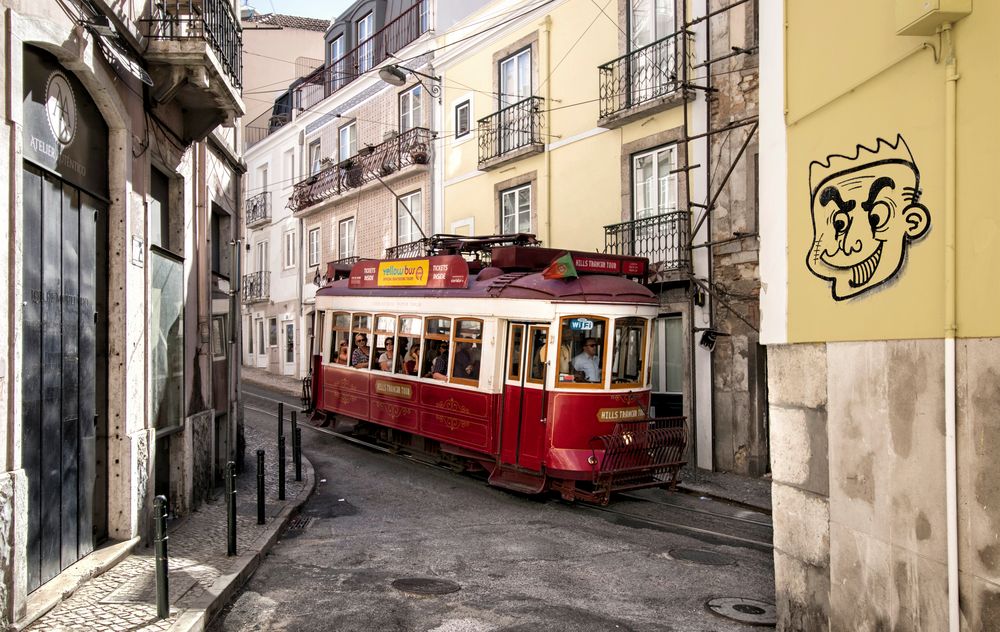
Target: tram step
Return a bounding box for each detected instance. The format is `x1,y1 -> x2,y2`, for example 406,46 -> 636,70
488,467 -> 546,494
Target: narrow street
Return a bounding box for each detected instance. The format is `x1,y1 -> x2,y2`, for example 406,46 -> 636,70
211,383 -> 775,632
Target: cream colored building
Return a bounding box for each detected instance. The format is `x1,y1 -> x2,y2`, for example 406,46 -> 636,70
760,1 -> 999,629
435,0 -> 762,474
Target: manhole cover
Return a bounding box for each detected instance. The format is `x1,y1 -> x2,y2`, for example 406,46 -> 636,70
391,577 -> 461,596
706,597 -> 776,626
669,548 -> 732,565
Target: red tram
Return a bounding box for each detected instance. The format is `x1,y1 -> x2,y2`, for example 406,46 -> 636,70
307,242 -> 687,504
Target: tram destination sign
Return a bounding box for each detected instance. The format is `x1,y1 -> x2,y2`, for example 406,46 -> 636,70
350,255 -> 470,289
571,254 -> 646,276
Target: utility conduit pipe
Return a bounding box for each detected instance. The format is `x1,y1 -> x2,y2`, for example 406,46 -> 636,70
941,21 -> 959,632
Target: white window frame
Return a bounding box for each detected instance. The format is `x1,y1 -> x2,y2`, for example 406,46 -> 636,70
339,217 -> 356,259
399,85 -> 423,132
283,230 -> 296,269
632,144 -> 678,219
255,240 -> 268,272
499,48 -> 532,107
308,139 -> 322,175
396,191 -> 422,245
308,227 -> 321,267
500,184 -> 532,234
339,122 -> 357,162
453,95 -> 472,144
329,35 -> 346,90
357,13 -> 374,73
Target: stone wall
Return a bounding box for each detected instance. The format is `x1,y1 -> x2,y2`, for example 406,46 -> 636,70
768,338 -> 1000,630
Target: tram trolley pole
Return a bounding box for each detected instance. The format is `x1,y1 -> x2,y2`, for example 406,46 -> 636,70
226,461 -> 237,556
278,434 -> 286,501
292,410 -> 302,482
256,449 -> 266,525
154,495 -> 169,620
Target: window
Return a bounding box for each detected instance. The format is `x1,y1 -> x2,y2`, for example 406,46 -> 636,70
357,13 -> 374,73
350,313 -> 372,369
527,326 -> 548,384
150,248 -> 184,431
500,184 -> 531,234
150,168 -> 173,251
454,100 -> 471,139
651,315 -> 683,393
339,217 -> 355,258
255,240 -> 268,272
628,0 -> 678,101
329,35 -> 344,63
499,48 -> 531,106
308,227 -> 320,267
258,165 -> 269,192
418,0 -> 429,32
329,35 -> 345,90
283,230 -> 296,269
339,122 -> 356,162
256,320 -> 266,356
329,312 -> 351,364
309,140 -> 322,175
397,191 -> 422,245
633,145 -> 677,219
422,317 -> 451,380
373,314 -> 397,372
396,316 -> 422,376
212,316 -> 227,360
399,85 -> 423,132
284,148 -> 295,186
611,317 -> 648,387
268,318 -> 278,347
629,0 -> 675,48
450,319 -> 483,386
507,325 -> 524,381
557,315 -> 609,387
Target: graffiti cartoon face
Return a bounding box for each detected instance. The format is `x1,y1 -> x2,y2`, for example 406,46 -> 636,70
807,135 -> 930,300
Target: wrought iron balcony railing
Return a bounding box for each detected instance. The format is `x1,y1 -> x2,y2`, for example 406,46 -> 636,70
385,239 -> 433,260
598,31 -> 687,119
245,192 -> 271,228
604,211 -> 690,272
146,0 -> 243,90
294,1 -> 429,111
477,96 -> 545,168
245,106 -> 293,150
288,127 -> 432,212
241,271 -> 270,304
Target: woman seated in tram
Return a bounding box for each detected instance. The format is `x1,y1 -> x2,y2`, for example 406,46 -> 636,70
351,333 -> 370,369
397,340 -> 420,376
336,340 -> 349,365
377,337 -> 395,372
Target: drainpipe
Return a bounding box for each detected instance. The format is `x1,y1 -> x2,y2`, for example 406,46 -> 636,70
941,21 -> 959,632
541,14 -> 553,246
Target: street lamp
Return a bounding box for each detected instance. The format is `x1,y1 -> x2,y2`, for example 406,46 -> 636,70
378,64 -> 441,98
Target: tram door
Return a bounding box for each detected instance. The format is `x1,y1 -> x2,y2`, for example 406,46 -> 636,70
500,324 -> 549,471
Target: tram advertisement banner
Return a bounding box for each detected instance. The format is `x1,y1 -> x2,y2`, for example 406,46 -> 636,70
350,256 -> 470,289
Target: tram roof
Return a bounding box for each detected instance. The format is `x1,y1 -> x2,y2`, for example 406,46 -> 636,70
317,270 -> 657,303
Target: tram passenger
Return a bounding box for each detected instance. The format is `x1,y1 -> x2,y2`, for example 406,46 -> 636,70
572,337 -> 601,383
398,341 -> 419,375
454,343 -> 480,380
337,341 -> 349,365
430,342 -> 449,381
377,338 -> 395,372
351,334 -> 370,368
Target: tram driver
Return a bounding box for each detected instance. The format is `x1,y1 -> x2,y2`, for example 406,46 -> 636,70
572,337 -> 602,383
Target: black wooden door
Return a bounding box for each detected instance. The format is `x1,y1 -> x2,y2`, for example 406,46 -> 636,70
22,162 -> 108,592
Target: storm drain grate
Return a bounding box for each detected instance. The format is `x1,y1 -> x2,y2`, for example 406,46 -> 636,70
706,597 -> 776,626
391,577 -> 462,596
286,516 -> 312,531
668,548 -> 733,565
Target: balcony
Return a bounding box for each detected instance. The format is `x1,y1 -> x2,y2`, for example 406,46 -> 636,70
598,31 -> 688,128
288,127 -> 432,213
604,212 -> 690,280
294,1 -> 429,111
143,0 -> 246,141
385,239 -> 432,260
245,192 -> 271,228
241,271 -> 270,304
477,97 -> 545,170
245,105 -> 293,150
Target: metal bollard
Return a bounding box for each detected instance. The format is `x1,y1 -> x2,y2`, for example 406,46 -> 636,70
294,426 -> 303,482
278,434 -> 286,501
154,495 -> 169,620
277,402 -> 284,439
256,449 -> 265,525
226,461 -> 237,556
291,410 -> 301,482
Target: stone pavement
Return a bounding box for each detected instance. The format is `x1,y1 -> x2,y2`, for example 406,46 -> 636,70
20,422 -> 314,632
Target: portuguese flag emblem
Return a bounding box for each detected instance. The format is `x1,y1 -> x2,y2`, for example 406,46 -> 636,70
542,252 -> 578,280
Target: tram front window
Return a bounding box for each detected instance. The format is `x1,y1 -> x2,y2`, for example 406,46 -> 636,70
558,316 -> 608,385
612,317 -> 647,386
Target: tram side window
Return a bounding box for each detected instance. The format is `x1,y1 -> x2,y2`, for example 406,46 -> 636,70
507,325 -> 524,381
331,312 -> 351,364
422,317 -> 451,381
396,316 -> 422,376
451,319 -> 483,385
528,327 -> 548,383
612,317 -> 647,386
351,314 -> 372,369
558,316 -> 608,385
374,314 -> 396,372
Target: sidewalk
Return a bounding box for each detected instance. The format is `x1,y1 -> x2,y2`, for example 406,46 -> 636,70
677,465 -> 772,513
241,366 -> 304,400
20,422 -> 314,632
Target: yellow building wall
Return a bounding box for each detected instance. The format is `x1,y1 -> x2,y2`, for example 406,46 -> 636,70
441,0 -> 690,253
784,0 -> 1000,342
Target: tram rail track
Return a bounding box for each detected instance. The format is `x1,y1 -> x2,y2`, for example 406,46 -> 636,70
243,386 -> 772,551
